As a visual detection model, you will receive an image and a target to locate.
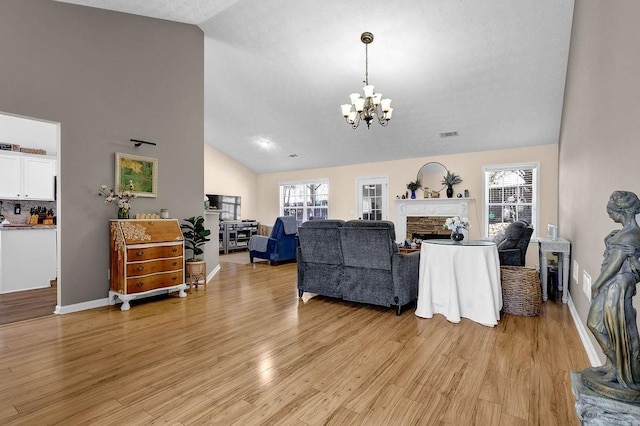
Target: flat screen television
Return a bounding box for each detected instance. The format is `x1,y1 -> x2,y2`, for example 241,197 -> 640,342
207,194 -> 241,221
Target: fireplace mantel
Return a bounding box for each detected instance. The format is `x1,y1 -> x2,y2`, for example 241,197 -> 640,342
394,198 -> 472,242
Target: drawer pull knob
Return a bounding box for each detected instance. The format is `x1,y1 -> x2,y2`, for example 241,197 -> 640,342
171,275 -> 178,281
172,248 -> 178,253
172,261 -> 177,266
136,281 -> 144,287
136,266 -> 144,271
136,251 -> 144,256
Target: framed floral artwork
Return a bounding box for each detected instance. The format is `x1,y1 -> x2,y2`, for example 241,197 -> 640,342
115,152 -> 158,198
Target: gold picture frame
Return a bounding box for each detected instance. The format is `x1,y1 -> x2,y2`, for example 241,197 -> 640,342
115,152 -> 158,198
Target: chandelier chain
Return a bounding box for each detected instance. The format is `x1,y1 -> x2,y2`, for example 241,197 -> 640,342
364,42 -> 369,85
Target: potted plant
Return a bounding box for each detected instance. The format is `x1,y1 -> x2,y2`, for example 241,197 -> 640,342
406,179 -> 422,199
181,216 -> 211,291
441,171 -> 462,198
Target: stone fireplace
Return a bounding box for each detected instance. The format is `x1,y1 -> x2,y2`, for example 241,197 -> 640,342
406,216 -> 451,240
394,198 -> 471,242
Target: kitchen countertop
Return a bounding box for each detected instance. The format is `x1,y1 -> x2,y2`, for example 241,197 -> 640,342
0,224 -> 56,230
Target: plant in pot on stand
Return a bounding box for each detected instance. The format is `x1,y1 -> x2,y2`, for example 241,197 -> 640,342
181,215 -> 211,292
406,179 -> 422,199
441,171 -> 462,198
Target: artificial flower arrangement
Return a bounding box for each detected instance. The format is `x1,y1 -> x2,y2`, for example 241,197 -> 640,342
444,216 -> 470,233
99,180 -> 136,218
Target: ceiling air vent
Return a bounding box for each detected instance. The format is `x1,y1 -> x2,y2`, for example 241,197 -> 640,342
439,131 -> 459,138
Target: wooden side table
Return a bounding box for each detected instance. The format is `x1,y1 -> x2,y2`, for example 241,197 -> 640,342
538,237 -> 571,303
399,247 -> 421,254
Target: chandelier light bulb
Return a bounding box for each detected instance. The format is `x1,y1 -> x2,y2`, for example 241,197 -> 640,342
363,85 -> 375,98
340,32 -> 393,129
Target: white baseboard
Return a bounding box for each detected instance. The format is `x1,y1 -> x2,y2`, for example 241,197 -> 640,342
54,297 -> 110,314
567,293 -> 601,367
52,265 -> 222,315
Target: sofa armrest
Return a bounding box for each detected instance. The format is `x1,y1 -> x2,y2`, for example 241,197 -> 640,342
499,248 -> 523,266
391,251 -> 421,306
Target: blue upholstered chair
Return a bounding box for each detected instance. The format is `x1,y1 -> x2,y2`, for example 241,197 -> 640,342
248,216 -> 298,265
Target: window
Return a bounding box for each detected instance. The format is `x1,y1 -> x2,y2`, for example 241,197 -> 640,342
483,163 -> 538,239
280,180 -> 329,225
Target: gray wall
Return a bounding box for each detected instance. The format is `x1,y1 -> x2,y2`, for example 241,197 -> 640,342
559,1 -> 640,362
0,0 -> 204,306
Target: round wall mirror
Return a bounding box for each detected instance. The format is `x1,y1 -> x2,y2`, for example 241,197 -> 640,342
417,162 -> 448,193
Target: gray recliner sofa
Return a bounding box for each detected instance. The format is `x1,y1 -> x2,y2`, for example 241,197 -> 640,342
297,219 -> 420,315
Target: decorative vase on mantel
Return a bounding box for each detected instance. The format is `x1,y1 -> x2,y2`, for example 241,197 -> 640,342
446,185 -> 454,198
118,208 -> 129,219
410,190 -> 416,199
450,230 -> 464,242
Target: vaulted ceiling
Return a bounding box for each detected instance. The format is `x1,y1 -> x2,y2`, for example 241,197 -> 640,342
56,0 -> 575,173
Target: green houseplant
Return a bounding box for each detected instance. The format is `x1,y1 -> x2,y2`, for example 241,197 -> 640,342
181,215 -> 212,292
180,215 -> 211,261
441,171 -> 462,198
406,179 -> 422,199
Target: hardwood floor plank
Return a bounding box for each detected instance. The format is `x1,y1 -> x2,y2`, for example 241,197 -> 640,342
473,399 -> 502,425
0,284 -> 56,326
0,260 -> 589,424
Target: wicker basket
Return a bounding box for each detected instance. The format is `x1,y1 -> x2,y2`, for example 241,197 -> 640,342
20,147 -> 46,155
501,266 -> 541,316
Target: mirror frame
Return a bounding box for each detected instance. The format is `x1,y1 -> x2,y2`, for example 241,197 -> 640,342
417,161 -> 449,193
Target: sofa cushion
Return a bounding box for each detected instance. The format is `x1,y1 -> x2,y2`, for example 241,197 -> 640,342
298,220 -> 344,265
340,227 -> 394,270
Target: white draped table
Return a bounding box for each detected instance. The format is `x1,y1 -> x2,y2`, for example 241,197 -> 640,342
416,239 -> 502,327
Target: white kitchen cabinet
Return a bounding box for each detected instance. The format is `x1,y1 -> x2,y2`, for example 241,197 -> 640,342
0,152 -> 56,200
0,227 -> 57,293
23,156 -> 56,200
0,154 -> 22,199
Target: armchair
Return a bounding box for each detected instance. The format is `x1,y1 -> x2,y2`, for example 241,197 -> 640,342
495,220 -> 534,266
248,216 -> 298,265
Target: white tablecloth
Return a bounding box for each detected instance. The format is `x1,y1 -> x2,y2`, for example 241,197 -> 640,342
415,240 -> 502,326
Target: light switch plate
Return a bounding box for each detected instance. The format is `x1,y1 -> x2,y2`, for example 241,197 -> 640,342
573,260 -> 579,282
583,271 -> 591,301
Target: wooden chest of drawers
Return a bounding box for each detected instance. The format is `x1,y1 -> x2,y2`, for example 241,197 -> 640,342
109,219 -> 186,310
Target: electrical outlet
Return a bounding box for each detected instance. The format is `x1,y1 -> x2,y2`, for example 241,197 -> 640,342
573,260 -> 579,282
583,271 -> 591,302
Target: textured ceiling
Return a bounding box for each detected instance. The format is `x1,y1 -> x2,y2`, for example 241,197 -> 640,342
55,0 -> 575,174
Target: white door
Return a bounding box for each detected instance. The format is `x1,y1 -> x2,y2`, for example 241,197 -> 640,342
356,177 -> 388,220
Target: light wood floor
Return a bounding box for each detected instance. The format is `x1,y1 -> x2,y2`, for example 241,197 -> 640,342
0,258 -> 589,425
0,280 -> 57,325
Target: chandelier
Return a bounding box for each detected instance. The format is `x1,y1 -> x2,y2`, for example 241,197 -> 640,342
340,32 -> 393,129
